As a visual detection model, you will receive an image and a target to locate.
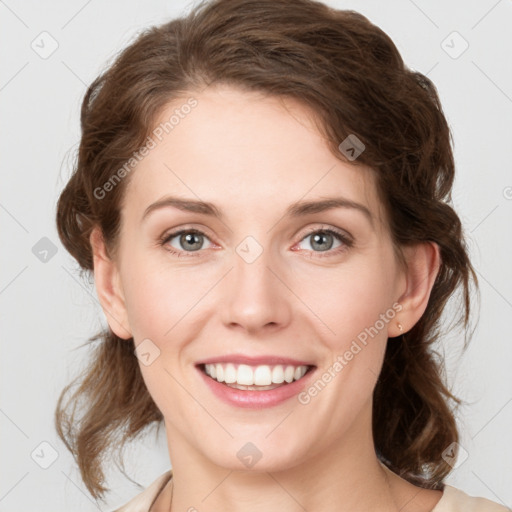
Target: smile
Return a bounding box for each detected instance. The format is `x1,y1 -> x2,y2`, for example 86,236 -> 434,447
196,362 -> 317,408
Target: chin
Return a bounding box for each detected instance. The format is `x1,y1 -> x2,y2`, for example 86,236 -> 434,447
201,435 -> 308,473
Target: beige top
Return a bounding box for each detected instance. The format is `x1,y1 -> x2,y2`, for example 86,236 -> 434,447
112,469 -> 510,512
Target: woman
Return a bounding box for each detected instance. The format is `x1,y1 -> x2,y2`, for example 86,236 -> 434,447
54,0 -> 509,511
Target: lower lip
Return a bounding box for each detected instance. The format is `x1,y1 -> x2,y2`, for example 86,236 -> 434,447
196,365 -> 316,409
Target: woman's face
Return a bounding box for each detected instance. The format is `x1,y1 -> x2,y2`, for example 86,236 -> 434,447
104,84 -> 409,471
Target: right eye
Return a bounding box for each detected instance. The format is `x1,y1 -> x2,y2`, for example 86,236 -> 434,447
159,229 -> 214,257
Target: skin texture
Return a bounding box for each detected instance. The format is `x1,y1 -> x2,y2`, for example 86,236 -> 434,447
90,85 -> 443,512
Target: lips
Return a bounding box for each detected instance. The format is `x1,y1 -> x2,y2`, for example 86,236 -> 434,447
193,353 -> 317,408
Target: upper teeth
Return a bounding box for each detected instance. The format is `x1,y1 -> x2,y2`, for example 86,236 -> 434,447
204,363 -> 309,386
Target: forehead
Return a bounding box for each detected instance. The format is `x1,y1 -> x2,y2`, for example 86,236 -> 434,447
121,85 -> 386,229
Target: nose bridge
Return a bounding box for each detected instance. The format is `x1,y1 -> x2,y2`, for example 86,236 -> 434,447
221,234 -> 291,332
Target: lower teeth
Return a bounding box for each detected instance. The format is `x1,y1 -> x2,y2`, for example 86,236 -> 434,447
218,380 -> 289,391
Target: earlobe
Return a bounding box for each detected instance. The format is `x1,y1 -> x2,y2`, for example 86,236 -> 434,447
89,226 -> 132,340
390,242 -> 441,338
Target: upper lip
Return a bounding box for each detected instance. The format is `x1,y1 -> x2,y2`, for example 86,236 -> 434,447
195,354 -> 315,367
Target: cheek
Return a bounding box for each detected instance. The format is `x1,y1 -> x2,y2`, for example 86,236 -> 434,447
120,253 -> 218,343
296,254 -> 397,352
299,260 -> 396,422
119,251 -> 178,340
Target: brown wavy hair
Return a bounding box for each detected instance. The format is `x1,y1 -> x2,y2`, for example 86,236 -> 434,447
55,0 -> 478,501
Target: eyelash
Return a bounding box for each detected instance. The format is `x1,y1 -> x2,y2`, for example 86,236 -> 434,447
158,226 -> 353,259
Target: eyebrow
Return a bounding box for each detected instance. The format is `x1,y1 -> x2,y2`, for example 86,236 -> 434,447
141,195 -> 374,227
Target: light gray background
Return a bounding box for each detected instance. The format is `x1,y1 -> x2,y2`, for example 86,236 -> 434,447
1,0 -> 511,510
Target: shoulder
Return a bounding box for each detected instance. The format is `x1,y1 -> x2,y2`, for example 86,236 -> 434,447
433,484 -> 511,512
111,470 -> 173,512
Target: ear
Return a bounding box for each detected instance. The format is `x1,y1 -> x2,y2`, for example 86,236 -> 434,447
89,226 -> 132,340
389,241 -> 441,338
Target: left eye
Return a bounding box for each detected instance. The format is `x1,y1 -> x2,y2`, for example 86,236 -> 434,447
295,228 -> 351,255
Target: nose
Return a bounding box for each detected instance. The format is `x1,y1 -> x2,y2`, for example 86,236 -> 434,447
221,243 -> 292,335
